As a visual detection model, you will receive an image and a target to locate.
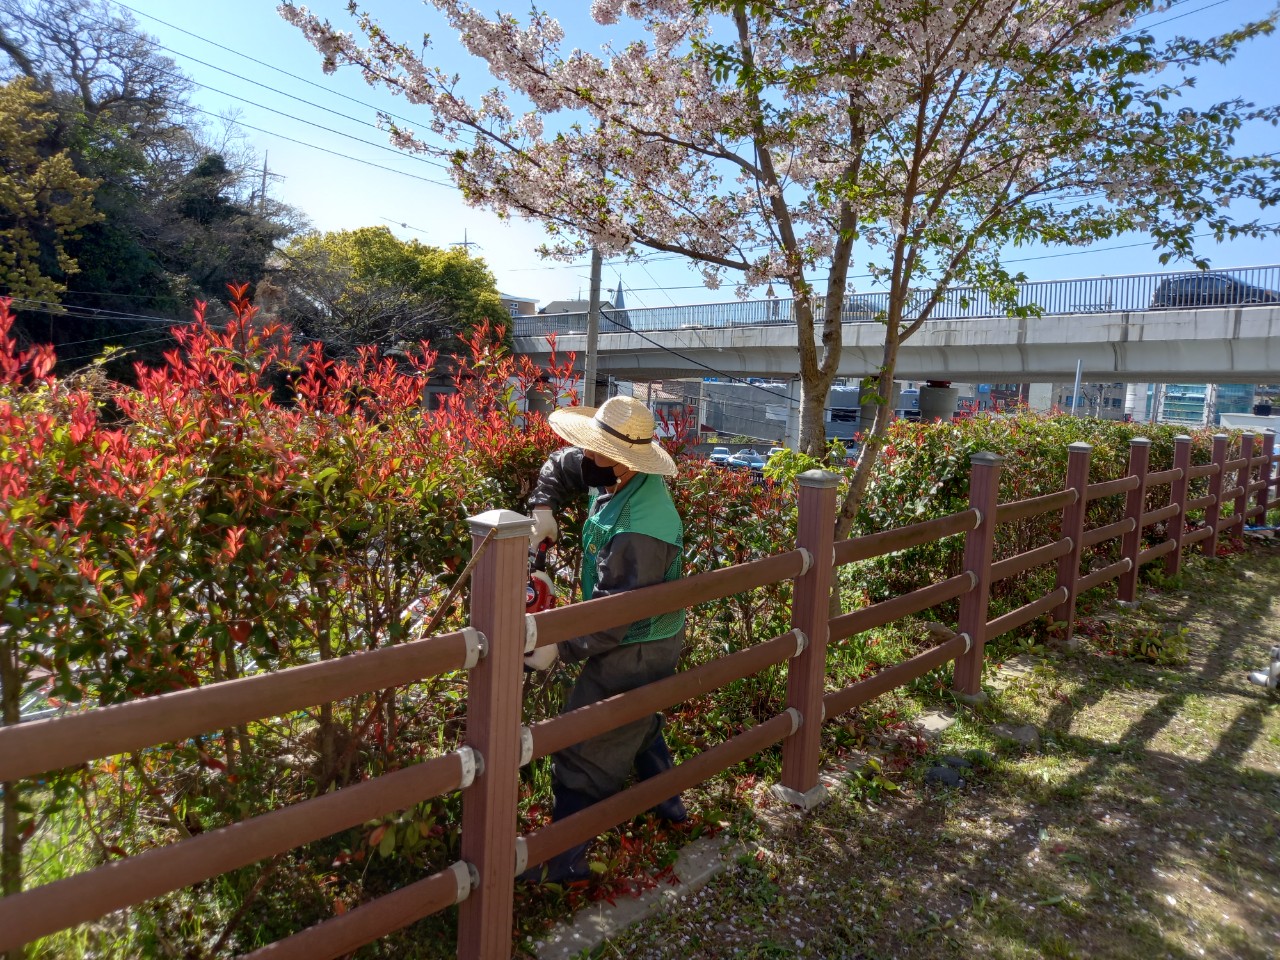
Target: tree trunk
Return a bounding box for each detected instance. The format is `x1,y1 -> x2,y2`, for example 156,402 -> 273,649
797,378 -> 829,455
835,347 -> 901,544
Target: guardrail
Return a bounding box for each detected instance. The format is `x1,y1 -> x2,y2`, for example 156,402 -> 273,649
0,433 -> 1275,959
514,264 -> 1280,339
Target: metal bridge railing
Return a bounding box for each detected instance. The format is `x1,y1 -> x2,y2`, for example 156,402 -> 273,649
514,264 -> 1280,340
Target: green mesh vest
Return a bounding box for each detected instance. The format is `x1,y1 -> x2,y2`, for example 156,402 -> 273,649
580,472 -> 685,644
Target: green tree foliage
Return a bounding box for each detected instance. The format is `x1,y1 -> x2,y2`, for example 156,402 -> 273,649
275,225 -> 507,356
0,77 -> 99,307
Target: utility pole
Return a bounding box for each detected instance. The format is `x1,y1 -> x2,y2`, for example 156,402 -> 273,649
584,248 -> 602,407
259,152 -> 269,215
1203,383 -> 1218,427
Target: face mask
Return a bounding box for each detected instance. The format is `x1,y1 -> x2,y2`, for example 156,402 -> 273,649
580,455 -> 621,489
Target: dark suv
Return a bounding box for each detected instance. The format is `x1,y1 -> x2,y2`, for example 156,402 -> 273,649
1150,272 -> 1280,309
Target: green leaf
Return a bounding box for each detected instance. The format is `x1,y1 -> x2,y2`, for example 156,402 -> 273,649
378,825 -> 397,858
313,467 -> 340,492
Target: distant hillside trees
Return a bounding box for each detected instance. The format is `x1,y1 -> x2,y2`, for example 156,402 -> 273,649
0,0 -> 301,366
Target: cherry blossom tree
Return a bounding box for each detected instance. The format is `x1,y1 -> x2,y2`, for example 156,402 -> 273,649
280,0 -> 1279,539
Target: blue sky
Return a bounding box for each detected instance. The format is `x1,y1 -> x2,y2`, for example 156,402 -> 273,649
118,0 -> 1279,311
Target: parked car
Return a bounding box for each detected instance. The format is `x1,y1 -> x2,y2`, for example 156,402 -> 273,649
708,446 -> 732,466
727,452 -> 771,487
1150,272 -> 1280,309
727,452 -> 767,473
767,446 -> 786,458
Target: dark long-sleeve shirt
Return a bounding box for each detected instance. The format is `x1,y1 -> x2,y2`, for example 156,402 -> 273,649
529,447 -> 682,662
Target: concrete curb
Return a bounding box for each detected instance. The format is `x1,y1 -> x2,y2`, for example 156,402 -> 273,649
531,834 -> 746,960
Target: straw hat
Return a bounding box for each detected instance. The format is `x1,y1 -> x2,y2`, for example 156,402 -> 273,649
548,396 -> 677,477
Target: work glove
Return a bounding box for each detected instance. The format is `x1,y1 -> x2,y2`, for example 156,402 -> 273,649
524,642 -> 559,671
531,506 -> 558,545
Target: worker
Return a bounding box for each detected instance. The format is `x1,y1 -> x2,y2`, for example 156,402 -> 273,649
521,395 -> 687,883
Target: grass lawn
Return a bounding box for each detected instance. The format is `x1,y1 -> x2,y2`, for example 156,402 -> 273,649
571,539 -> 1280,960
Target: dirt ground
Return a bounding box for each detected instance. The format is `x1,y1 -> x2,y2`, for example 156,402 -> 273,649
579,539 -> 1280,960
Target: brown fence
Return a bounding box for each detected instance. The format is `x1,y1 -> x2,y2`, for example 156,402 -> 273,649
0,432 -> 1276,959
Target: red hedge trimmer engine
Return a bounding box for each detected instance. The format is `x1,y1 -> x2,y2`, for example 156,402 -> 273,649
525,538 -> 557,614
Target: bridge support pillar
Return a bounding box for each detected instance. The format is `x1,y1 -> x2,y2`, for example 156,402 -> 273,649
919,381 -> 959,421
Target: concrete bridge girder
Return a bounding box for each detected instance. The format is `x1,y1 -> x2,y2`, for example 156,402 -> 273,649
513,305 -> 1280,385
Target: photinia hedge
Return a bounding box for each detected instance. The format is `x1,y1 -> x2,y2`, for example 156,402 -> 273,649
845,412 -> 1225,616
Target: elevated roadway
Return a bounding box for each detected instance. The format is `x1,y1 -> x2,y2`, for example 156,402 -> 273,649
516,305 -> 1280,384
513,264 -> 1280,384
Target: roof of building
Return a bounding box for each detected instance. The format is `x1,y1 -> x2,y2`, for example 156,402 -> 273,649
539,299 -> 592,314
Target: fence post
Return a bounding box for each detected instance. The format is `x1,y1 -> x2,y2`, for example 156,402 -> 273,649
1258,431 -> 1276,522
774,469 -> 838,810
1052,443 -> 1091,647
456,510 -> 531,960
952,452 -> 1003,701
1203,434 -> 1228,557
1166,435 -> 1192,578
1118,438 -> 1151,603
1231,433 -> 1254,540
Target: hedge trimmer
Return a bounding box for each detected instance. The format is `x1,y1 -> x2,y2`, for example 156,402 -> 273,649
525,537 -> 557,615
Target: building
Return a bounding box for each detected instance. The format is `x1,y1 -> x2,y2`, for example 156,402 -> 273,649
498,293 -> 538,319
1052,381 -> 1128,420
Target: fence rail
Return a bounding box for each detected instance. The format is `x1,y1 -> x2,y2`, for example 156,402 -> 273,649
0,432 -> 1276,958
514,264 -> 1280,339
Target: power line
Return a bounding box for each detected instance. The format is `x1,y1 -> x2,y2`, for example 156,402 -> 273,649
54,334 -> 178,364
114,53 -> 454,174
593,284 -> 806,409
998,220 -> 1280,264
46,326 -> 182,349
381,217 -> 433,236
1137,0 -> 1234,31
182,105 -> 455,189
98,20 -> 454,169
38,288 -> 189,304
108,0 -> 471,152
639,261 -> 681,307
75,2 -> 456,172
57,4 -> 461,191
5,296 -> 326,360
1,294 -> 191,326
